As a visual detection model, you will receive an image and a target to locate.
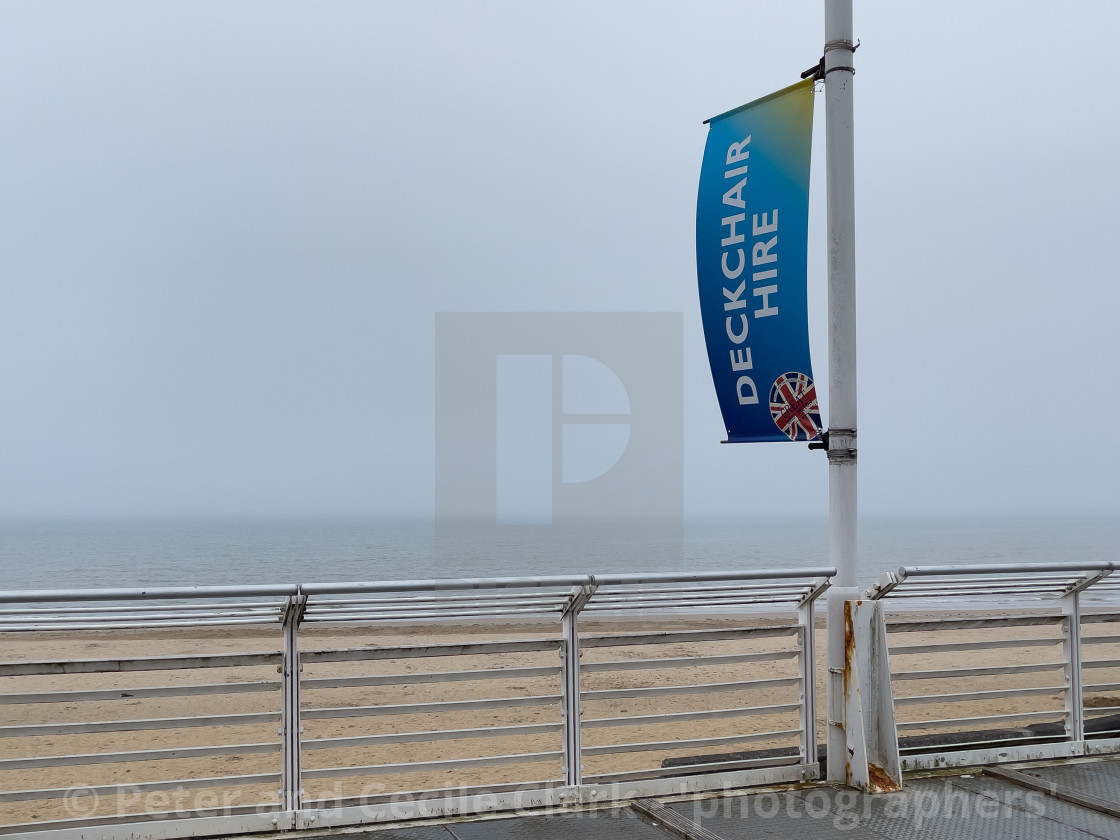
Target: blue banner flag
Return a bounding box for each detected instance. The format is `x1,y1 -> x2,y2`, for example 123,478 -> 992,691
696,79 -> 819,443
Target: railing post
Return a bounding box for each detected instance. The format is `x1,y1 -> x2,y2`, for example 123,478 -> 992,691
1060,568 -> 1112,744
1062,587 -> 1085,743
797,597 -> 818,775
835,599 -> 900,792
561,580 -> 597,788
280,590 -> 307,813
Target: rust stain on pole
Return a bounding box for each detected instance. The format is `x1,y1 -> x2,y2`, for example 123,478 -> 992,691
867,761 -> 902,794
842,599 -> 858,695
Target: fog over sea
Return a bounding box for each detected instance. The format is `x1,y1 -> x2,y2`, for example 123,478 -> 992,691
0,514 -> 1115,592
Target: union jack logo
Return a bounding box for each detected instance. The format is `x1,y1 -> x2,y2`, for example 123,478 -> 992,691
769,372 -> 821,441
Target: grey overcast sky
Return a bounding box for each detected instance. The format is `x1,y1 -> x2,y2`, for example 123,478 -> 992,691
1,1 -> 1117,519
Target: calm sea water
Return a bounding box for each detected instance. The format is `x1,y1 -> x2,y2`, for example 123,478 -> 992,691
0,514 -> 1115,591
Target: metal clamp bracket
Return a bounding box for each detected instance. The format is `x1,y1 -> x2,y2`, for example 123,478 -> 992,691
803,39 -> 859,81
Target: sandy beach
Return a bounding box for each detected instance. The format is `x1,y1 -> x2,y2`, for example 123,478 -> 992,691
2,612 -> 1117,828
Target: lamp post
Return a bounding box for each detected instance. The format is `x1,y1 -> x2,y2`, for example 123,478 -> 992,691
822,0 -> 859,783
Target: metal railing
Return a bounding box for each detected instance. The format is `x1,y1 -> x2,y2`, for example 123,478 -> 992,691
0,569 -> 831,838
0,585 -> 298,838
866,562 -> 1120,772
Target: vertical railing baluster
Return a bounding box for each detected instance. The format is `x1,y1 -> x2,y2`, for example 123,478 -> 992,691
797,597 -> 818,774
280,591 -> 307,813
560,580 -> 596,789
1061,586 -> 1084,743
1060,568 -> 1114,744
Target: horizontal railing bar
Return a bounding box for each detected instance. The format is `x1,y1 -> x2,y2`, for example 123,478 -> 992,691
580,627 -> 797,648
0,585 -> 299,603
595,581 -> 815,597
1083,682 -> 1120,693
0,609 -> 281,624
0,617 -> 283,632
10,568 -> 1104,608
583,753 -> 800,784
879,588 -> 1074,600
311,594 -> 566,608
876,579 -> 1078,591
303,606 -> 566,622
0,741 -> 280,770
1083,660 -> 1120,669
0,711 -> 280,738
303,722 -> 563,750
0,601 -> 282,615
306,601 -> 566,615
580,650 -> 796,673
590,569 -> 835,586
894,685 -> 1065,706
302,582 -> 817,614
0,772 -> 282,803
302,577 -> 590,596
0,652 -> 282,677
0,803 -> 283,836
882,576 -> 1081,588
906,574 -> 1098,583
306,600 -> 833,622
310,591 -> 570,606
298,570 -> 835,599
883,583 -> 1083,599
302,639 -> 561,662
886,616 -> 1064,632
299,779 -> 563,809
0,680 -> 280,704
899,731 -> 1068,754
588,589 -> 812,605
1081,613 -> 1120,625
882,580 -> 1077,591
891,662 -> 1066,680
582,702 -> 799,728
586,593 -> 807,608
881,574 -> 1083,585
1083,636 -> 1120,644
896,710 -> 1068,731
891,562 -> 1113,578
302,694 -> 562,719
582,677 -> 799,702
582,728 -> 800,756
303,665 -> 561,690
301,750 -> 563,779
890,638 -> 1061,655
582,596 -> 805,612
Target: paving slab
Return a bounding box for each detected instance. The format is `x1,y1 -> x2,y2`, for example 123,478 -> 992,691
672,775 -> 1120,840
787,777 -> 1111,840
222,763 -> 1120,839
909,775 -> 1120,840
670,790 -> 889,839
1016,759 -> 1120,807
321,828 -> 456,840
444,808 -> 668,840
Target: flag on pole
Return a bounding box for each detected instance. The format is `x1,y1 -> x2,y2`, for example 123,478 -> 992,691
696,78 -> 819,443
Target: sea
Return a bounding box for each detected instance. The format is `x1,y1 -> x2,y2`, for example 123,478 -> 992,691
0,513 -> 1115,592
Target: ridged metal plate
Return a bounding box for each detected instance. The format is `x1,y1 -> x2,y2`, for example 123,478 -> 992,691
1021,759 -> 1120,807
446,809 -> 669,839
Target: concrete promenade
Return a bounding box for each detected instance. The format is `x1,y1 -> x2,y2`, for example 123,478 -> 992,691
280,758 -> 1120,840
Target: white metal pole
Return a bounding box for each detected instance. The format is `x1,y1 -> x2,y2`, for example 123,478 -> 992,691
823,0 -> 860,783
825,0 -> 857,590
